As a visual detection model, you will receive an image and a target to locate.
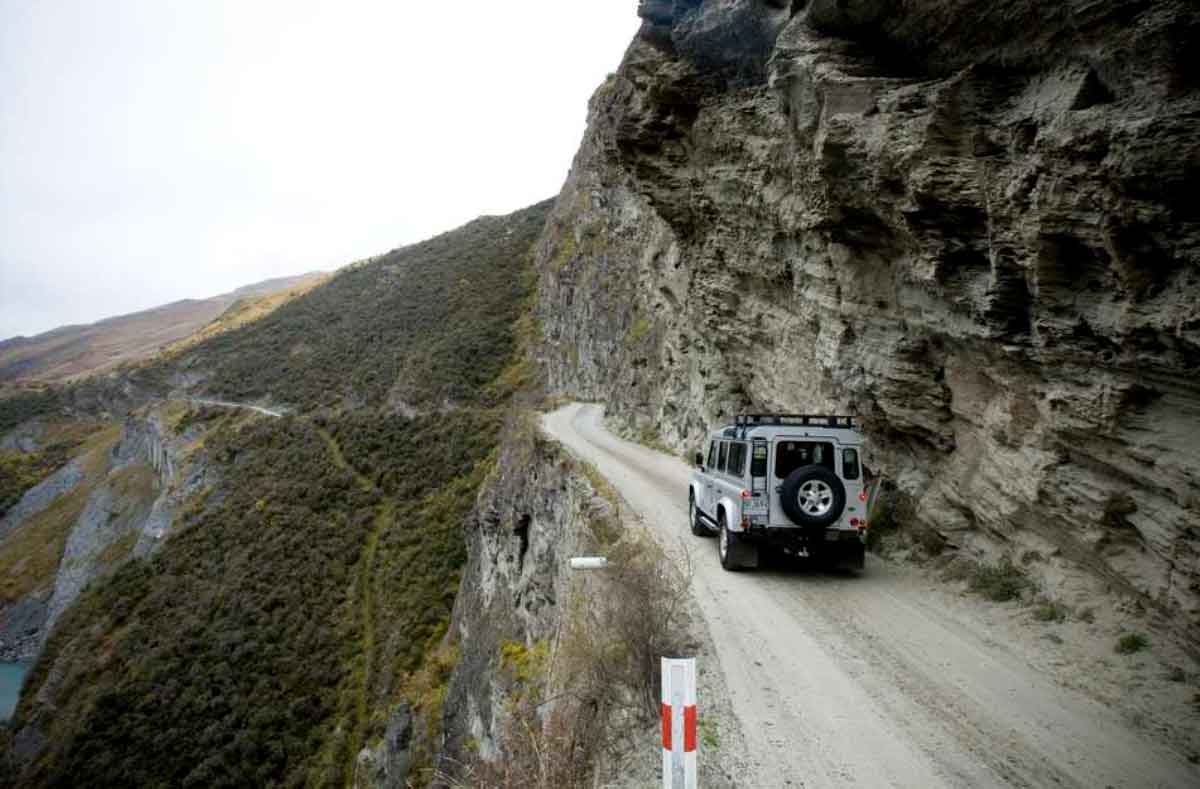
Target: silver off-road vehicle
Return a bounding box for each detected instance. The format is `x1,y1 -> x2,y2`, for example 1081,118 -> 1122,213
688,414 -> 868,571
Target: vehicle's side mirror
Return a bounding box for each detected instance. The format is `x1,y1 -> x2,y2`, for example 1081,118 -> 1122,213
694,452 -> 704,468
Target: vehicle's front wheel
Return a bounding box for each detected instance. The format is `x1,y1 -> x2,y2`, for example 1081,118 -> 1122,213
689,493 -> 710,537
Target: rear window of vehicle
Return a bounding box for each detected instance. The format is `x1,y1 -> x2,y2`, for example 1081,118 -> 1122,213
717,441 -> 728,472
774,441 -> 834,478
727,442 -> 747,477
707,441 -> 718,469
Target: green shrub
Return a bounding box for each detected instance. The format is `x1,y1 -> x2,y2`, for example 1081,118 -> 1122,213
1032,599 -> 1067,622
967,560 -> 1029,602
1116,633 -> 1149,654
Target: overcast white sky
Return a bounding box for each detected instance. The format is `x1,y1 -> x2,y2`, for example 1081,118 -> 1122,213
0,1 -> 640,340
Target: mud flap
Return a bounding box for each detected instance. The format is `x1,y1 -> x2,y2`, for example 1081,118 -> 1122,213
729,534 -> 760,569
819,539 -> 864,571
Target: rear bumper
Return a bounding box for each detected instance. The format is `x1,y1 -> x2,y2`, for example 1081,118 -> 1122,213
741,526 -> 866,569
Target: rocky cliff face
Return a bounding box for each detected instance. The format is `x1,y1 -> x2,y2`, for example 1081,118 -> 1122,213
435,419 -> 615,775
536,1 -> 1200,637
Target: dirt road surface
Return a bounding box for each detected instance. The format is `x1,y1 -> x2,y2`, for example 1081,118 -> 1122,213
543,403 -> 1198,789
184,398 -> 284,418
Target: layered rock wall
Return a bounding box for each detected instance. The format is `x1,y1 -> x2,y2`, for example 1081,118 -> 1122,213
536,1 -> 1200,635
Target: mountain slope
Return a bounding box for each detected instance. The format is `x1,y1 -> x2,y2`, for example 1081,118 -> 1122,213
157,207 -> 550,413
2,201 -> 551,787
0,272 -> 326,385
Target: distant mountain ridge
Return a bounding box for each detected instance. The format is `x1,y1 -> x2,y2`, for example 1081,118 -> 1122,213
0,273 -> 327,384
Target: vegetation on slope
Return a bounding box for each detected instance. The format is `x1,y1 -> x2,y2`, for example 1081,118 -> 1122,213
0,389 -> 59,437
14,418 -> 377,787
160,272 -> 330,357
176,204 -> 551,412
0,419 -> 109,518
0,424 -> 121,606
4,201 -> 552,788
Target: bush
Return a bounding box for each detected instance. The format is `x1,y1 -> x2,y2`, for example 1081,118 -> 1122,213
1116,633 -> 1149,654
968,560 -> 1029,602
1032,599 -> 1068,622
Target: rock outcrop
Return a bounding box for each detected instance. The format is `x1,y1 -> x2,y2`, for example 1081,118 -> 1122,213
435,419 -> 620,778
0,407 -> 205,662
537,1 -> 1200,638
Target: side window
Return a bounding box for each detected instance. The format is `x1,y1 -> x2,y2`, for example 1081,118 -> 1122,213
750,441 -> 768,477
842,448 -> 860,480
727,442 -> 746,477
717,441 -> 728,473
707,441 -> 718,469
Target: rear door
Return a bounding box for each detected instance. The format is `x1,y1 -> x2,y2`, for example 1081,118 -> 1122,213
770,437 -> 836,525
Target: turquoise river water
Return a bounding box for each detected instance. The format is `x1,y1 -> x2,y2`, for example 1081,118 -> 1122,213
0,662 -> 29,722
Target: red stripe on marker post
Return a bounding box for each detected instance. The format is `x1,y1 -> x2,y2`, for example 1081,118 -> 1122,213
661,702 -> 672,751
683,705 -> 697,753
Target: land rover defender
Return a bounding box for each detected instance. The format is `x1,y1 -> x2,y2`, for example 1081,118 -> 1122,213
688,414 -> 868,571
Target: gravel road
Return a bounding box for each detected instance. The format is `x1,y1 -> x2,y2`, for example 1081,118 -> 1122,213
543,403 -> 1198,789
185,398 -> 284,418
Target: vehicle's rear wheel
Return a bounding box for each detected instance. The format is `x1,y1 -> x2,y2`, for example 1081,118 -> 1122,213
719,513 -> 744,571
689,493 -> 710,537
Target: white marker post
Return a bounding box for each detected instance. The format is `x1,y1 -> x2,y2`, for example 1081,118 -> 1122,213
661,657 -> 698,789
568,556 -> 609,570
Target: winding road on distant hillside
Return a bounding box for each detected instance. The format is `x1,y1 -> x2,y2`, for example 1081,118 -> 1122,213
543,403 -> 1198,789
183,398 -> 284,418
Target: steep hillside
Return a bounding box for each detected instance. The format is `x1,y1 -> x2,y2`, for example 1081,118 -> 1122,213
0,272 -> 326,385
1,201 -> 551,787
156,207 -> 549,413
535,0 -> 1200,641
159,272 -> 331,356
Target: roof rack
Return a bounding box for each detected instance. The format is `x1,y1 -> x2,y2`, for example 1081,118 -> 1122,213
735,414 -> 856,428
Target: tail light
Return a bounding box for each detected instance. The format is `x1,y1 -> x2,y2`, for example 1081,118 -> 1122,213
740,489 -> 752,499
858,489 -> 868,503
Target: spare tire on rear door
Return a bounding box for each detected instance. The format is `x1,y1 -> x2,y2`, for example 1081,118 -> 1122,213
779,465 -> 846,527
